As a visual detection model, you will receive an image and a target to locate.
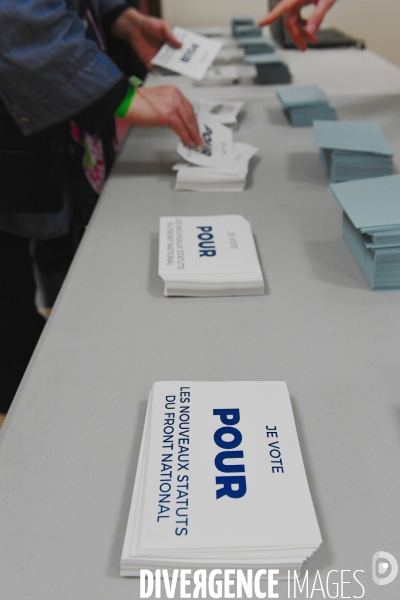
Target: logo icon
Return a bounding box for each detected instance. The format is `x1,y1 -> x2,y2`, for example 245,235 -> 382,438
372,551 -> 398,586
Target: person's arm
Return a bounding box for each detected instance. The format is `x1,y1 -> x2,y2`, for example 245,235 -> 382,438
74,74 -> 202,147
102,4 -> 202,145
259,0 -> 337,51
72,78 -> 129,134
120,85 -> 203,148
0,0 -> 125,134
0,1 -> 200,145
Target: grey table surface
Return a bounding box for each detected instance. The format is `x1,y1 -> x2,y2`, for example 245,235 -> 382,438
146,46 -> 400,100
1,87 -> 400,597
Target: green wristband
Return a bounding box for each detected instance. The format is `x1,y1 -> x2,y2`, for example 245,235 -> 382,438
115,83 -> 136,118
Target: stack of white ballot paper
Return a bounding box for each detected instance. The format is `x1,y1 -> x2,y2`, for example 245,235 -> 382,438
174,111 -> 258,192
238,37 -> 276,55
151,27 -> 223,80
314,120 -> 393,182
213,46 -> 245,65
120,381 -> 322,577
158,215 -> 264,296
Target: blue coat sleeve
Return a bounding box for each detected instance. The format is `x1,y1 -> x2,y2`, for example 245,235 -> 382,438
0,1 -> 127,135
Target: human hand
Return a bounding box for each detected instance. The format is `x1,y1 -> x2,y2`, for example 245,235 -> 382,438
124,86 -> 203,148
259,0 -> 336,51
111,8 -> 181,69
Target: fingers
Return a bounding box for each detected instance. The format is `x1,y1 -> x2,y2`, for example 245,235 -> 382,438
126,86 -> 202,147
169,114 -> 198,147
259,0 -> 303,26
164,90 -> 202,147
305,0 -> 336,36
284,11 -> 310,51
146,19 -> 182,48
167,108 -> 202,147
175,99 -> 203,147
161,23 -> 182,48
143,56 -> 156,71
258,0 -> 333,49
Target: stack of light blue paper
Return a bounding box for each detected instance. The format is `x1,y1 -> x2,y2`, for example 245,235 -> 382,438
233,24 -> 262,38
330,175 -> 400,290
231,16 -> 257,38
244,54 -> 291,84
231,15 -> 254,28
238,37 -> 275,55
314,120 -> 393,182
276,85 -> 337,127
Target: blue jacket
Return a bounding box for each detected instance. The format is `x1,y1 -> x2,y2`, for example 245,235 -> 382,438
0,0 -> 129,213
0,0 -> 127,135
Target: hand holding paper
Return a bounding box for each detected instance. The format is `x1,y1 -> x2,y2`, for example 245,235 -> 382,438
125,86 -> 202,148
177,111 -> 235,170
111,8 -> 181,69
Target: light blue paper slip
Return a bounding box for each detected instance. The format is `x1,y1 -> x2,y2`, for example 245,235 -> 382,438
231,16 -> 261,39
314,121 -> 393,182
276,85 -> 337,127
233,24 -> 262,38
330,175 -> 400,289
238,37 -> 275,55
231,15 -> 255,30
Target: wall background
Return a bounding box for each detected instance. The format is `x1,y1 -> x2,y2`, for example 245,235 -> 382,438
161,0 -> 400,67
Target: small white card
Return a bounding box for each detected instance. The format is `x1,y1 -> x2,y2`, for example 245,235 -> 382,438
193,100 -> 244,125
158,215 -> 260,277
231,142 -> 259,173
151,27 -> 223,80
193,65 -> 240,86
214,47 -> 245,64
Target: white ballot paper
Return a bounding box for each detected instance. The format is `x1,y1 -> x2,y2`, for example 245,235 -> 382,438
177,112 -> 235,171
120,381 -> 322,576
193,100 -> 244,125
193,65 -> 240,86
151,27 -> 223,80
190,26 -> 227,38
158,214 -> 264,296
214,46 -> 245,64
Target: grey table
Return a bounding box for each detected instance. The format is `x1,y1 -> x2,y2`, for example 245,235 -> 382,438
146,46 -> 400,100
1,58 -> 400,599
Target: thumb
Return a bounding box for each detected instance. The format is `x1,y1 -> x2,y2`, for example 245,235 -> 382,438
259,0 -> 294,26
163,24 -> 182,48
306,0 -> 336,35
